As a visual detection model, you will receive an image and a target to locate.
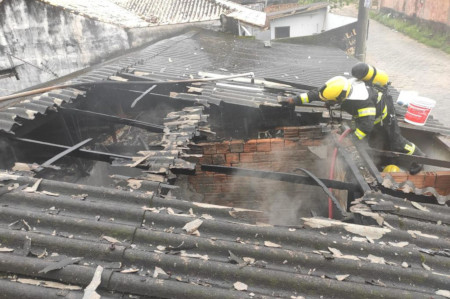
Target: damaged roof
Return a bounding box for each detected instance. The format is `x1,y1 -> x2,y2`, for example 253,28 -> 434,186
0,29 -> 449,298
1,168 -> 449,298
0,29 -> 356,135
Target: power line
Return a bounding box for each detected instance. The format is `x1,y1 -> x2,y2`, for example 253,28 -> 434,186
8,53 -> 58,77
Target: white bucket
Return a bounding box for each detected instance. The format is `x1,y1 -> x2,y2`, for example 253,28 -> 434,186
404,96 -> 436,126
397,90 -> 418,106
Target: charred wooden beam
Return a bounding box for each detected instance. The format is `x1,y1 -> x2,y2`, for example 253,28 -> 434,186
356,145 -> 384,185
263,77 -> 317,91
12,137 -> 133,163
201,165 -> 359,191
367,148 -> 450,169
331,137 -> 372,193
37,138 -> 92,171
60,108 -> 164,133
130,85 -> 157,108
201,165 -> 355,216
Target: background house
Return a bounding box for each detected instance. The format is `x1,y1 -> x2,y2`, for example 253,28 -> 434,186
266,2 -> 356,40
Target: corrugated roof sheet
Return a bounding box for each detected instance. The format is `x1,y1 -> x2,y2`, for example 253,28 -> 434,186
266,2 -> 328,20
117,0 -> 267,27
0,29 -> 450,298
38,0 -> 149,28
1,169 -> 449,298
118,0 -> 227,25
123,29 -> 357,90
215,0 -> 267,27
0,30 -> 179,135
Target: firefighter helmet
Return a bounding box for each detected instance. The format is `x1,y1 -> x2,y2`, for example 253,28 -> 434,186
318,76 -> 351,103
382,164 -> 401,173
351,62 -> 389,87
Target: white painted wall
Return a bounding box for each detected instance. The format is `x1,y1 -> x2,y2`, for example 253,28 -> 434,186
0,0 -> 130,96
269,8 -> 327,39
0,0 -> 193,96
325,13 -> 356,30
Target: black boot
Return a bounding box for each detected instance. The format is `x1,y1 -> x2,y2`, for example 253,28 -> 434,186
409,146 -> 425,175
409,162 -> 423,175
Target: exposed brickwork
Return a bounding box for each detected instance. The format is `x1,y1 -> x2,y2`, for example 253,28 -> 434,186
188,126 -> 331,220
381,171 -> 450,195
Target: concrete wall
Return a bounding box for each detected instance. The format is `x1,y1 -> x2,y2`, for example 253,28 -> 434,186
270,9 -> 327,39
0,0 -> 193,96
380,0 -> 450,26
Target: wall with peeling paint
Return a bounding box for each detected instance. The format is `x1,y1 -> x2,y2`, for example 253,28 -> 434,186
380,0 -> 450,26
0,0 -> 132,95
0,0 -> 196,96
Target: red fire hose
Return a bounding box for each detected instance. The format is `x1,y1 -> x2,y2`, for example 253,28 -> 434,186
328,128 -> 352,219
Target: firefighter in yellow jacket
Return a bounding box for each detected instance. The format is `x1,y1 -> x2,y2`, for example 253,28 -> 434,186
279,63 -> 425,174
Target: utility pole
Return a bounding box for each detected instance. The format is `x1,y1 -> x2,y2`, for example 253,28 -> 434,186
355,0 -> 371,62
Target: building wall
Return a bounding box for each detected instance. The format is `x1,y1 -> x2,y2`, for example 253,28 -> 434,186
188,126 -> 331,225
325,13 -> 356,30
0,0 -> 190,96
0,0 -> 130,95
380,0 -> 450,26
270,9 -> 327,39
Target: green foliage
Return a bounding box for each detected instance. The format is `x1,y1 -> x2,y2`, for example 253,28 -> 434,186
297,0 -> 357,6
370,11 -> 450,54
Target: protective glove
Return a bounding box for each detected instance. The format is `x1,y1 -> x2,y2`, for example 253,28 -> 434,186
277,96 -> 295,107
409,162 -> 423,175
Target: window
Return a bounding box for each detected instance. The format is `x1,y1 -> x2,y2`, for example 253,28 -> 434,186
274,26 -> 290,38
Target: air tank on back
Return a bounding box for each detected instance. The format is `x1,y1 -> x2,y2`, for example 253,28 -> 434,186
351,62 -> 389,87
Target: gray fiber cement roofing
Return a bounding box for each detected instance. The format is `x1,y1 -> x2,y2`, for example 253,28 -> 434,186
119,0 -> 227,25
1,171 -> 450,298
0,29 -> 449,298
2,29 -> 447,135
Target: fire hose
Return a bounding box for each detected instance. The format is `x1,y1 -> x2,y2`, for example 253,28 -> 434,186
328,128 -> 352,219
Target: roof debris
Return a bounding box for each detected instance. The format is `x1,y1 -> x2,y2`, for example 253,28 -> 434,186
23,178 -> 42,193
302,217 -> 391,240
411,201 -> 430,212
264,241 -> 282,248
83,265 -> 103,299
233,281 -> 248,291
328,248 -> 359,261
436,290 -> 450,298
407,230 -> 439,239
366,254 -> 385,264
183,219 -> 203,234
0,247 -> 14,252
121,268 -> 139,274
38,257 -> 83,274
153,266 -> 168,278
101,236 -> 122,244
336,274 -> 350,281
388,241 -> 409,248
16,278 -> 82,291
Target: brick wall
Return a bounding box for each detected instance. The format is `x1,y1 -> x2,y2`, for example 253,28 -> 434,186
380,0 -> 450,26
382,171 -> 450,195
188,126 -> 331,224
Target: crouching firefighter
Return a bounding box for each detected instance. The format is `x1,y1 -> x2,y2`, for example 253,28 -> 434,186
278,63 -> 425,175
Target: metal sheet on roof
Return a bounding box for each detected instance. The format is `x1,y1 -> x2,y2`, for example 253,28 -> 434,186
216,0 -> 267,27
118,0 -> 227,25
266,2 -> 329,20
